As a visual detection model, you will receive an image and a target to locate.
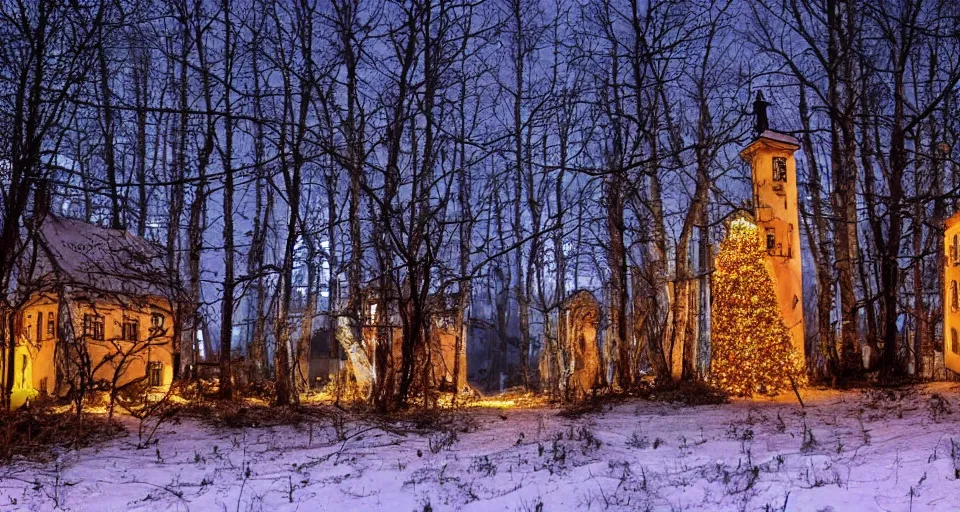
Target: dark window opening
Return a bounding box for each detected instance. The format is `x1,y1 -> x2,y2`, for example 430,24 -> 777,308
766,228 -> 776,251
954,234 -> 960,265
148,361 -> 163,387
122,318 -> 139,341
952,328 -> 959,355
36,312 -> 43,341
83,314 -> 105,341
47,314 -> 55,337
953,281 -> 959,313
772,157 -> 788,182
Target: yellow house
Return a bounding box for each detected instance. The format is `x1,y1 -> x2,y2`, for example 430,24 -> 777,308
739,103 -> 806,363
943,212 -> 960,375
4,215 -> 180,408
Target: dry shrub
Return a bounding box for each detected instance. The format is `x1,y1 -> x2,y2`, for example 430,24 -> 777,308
174,400 -> 336,429
558,399 -> 605,418
640,380 -> 730,406
366,407 -> 479,436
0,407 -> 124,462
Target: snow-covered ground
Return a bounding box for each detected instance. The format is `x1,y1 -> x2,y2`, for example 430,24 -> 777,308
2,384 -> 960,511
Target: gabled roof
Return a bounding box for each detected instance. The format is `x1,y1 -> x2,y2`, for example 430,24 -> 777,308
24,215 -> 179,300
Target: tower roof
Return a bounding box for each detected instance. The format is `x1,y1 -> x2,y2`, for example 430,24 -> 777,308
740,130 -> 801,162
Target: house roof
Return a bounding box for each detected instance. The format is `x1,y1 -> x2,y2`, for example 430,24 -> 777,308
25,215 -> 179,300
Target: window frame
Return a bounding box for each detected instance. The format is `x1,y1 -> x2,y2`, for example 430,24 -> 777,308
147,361 -> 163,387
765,228 -> 776,251
954,234 -> 960,265
122,317 -> 139,342
952,281 -> 960,313
772,156 -> 788,183
83,313 -> 105,341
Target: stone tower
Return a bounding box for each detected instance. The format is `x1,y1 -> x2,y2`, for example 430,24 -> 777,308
739,92 -> 805,361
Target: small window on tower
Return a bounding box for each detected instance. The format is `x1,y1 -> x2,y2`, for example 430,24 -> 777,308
47,314 -> 54,337
772,157 -> 787,182
766,228 -> 776,250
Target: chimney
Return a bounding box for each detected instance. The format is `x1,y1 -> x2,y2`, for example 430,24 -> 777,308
33,178 -> 50,221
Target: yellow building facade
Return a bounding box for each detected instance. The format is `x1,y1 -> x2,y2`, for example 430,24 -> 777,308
739,130 -> 806,361
10,294 -> 175,408
943,212 -> 960,374
5,213 -> 180,408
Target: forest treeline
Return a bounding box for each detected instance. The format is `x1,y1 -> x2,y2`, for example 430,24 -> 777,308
1,0 -> 959,408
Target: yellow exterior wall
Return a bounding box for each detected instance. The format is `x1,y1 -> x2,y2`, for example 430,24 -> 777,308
740,135 -> 806,362
361,323 -> 465,390
943,213 -> 960,374
8,293 -> 175,407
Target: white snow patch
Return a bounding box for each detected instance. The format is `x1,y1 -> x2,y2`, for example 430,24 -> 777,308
3,384 -> 960,511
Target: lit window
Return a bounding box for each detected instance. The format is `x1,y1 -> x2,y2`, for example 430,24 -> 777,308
151,313 -> 164,328
122,318 -> 139,341
772,157 -> 787,182
148,361 -> 163,387
83,314 -> 105,341
47,314 -> 55,336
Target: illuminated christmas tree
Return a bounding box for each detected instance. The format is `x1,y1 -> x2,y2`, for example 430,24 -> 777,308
711,217 -> 805,396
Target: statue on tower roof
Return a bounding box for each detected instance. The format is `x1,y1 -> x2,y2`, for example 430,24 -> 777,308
753,90 -> 770,136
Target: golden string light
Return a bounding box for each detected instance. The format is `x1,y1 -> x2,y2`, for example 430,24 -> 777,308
711,218 -> 805,396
